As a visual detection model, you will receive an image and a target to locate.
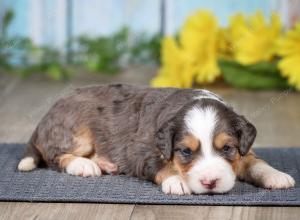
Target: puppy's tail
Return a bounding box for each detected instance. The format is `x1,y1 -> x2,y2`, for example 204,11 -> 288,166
18,129 -> 41,172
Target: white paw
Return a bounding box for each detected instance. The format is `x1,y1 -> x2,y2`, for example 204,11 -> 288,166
66,157 -> 101,177
252,163 -> 295,189
262,169 -> 295,189
162,175 -> 191,195
18,157 -> 37,171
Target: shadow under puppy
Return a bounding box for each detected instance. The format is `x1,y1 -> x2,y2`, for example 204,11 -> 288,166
18,84 -> 295,195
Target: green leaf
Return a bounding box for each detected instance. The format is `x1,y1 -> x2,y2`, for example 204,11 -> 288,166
219,60 -> 289,90
46,64 -> 63,81
86,59 -> 98,72
1,9 -> 14,36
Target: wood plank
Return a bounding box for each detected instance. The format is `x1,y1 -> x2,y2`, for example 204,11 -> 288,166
0,202 -> 134,220
0,74 -> 21,106
130,205 -> 300,220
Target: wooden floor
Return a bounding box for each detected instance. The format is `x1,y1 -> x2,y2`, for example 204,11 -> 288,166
0,68 -> 300,220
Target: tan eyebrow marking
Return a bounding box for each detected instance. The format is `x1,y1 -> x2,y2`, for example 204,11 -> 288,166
214,132 -> 233,150
180,133 -> 200,151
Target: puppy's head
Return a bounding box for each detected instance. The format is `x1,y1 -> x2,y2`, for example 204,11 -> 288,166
156,99 -> 256,194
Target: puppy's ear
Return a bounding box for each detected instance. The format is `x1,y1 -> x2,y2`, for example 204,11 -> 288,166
237,115 -> 257,156
155,120 -> 175,160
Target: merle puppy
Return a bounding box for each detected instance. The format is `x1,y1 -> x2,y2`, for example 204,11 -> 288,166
18,84 -> 295,195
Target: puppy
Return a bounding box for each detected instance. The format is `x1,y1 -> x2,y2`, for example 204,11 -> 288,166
18,84 -> 295,195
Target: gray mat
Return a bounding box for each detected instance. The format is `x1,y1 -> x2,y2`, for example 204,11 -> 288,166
0,144 -> 299,206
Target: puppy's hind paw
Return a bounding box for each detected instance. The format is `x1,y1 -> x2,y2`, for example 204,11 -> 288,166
18,157 -> 37,171
66,157 -> 101,177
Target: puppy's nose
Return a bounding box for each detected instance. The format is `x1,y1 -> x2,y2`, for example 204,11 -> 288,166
200,178 -> 218,189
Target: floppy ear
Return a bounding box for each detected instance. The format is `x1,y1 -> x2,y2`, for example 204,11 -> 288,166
155,120 -> 175,160
237,115 -> 257,156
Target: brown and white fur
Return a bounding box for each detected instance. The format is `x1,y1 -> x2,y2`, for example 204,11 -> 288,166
18,84 -> 295,195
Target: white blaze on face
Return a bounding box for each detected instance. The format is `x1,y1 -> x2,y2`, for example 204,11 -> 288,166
184,107 -> 236,194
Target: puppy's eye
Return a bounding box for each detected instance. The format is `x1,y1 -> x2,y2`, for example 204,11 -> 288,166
223,144 -> 232,153
181,148 -> 192,156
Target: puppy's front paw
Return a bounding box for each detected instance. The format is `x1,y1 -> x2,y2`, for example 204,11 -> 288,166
66,157 -> 101,177
162,175 -> 191,195
252,163 -> 295,189
261,170 -> 295,189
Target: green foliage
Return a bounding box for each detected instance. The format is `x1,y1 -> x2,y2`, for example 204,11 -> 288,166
0,8 -> 161,80
21,46 -> 70,81
219,60 -> 290,90
130,33 -> 161,65
0,8 -> 69,80
0,8 -> 15,70
0,9 -> 34,72
1,8 -> 14,36
77,27 -> 130,74
76,27 -> 162,74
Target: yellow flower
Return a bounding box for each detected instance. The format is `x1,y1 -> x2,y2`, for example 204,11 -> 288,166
229,11 -> 281,65
277,23 -> 300,90
151,37 -> 194,88
152,10 -> 220,88
217,13 -> 245,59
217,28 -> 233,59
180,11 -> 220,84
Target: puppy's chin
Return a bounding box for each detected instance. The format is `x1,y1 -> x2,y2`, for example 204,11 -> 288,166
186,157 -> 236,194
